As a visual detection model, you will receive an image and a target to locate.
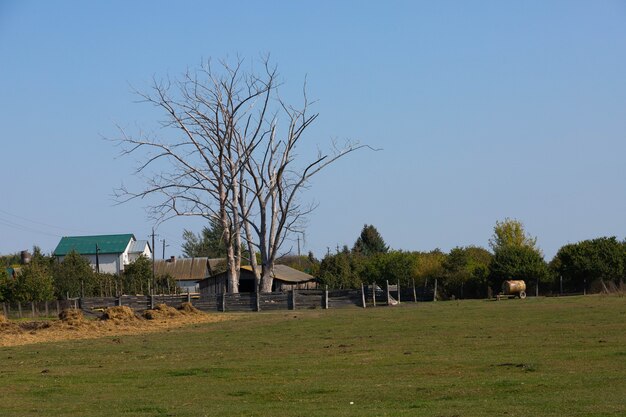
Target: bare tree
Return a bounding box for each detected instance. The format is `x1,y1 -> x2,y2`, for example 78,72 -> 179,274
115,58 -> 273,293
115,57 -> 368,293
240,100 -> 367,292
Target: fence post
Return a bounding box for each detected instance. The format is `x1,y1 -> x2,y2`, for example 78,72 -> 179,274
256,291 -> 261,312
324,285 -> 329,309
45,301 -> 49,317
56,300 -> 60,316
291,290 -> 297,310
372,282 -> 376,307
221,293 -> 226,312
17,301 -> 22,318
2,302 -> 7,318
186,289 -> 191,304
386,280 -> 391,306
434,278 -> 438,302
150,294 -> 155,310
412,278 -> 417,302
31,302 -> 36,318
397,281 -> 401,304
361,283 -> 366,308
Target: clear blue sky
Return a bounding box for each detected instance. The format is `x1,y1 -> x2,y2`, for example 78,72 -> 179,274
1,0 -> 625,260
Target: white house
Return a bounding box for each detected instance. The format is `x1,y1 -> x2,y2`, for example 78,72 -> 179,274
53,234 -> 152,275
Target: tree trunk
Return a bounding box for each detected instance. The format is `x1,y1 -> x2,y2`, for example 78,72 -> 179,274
226,243 -> 239,293
260,267 -> 273,293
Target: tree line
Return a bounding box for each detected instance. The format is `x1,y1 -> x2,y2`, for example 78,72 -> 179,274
0,250 -> 176,302
313,221 -> 626,299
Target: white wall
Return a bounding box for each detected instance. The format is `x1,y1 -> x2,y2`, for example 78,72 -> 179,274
128,244 -> 152,263
56,253 -> 123,275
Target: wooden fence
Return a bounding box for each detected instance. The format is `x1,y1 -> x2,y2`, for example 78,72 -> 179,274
2,299 -> 77,319
2,281 -> 437,318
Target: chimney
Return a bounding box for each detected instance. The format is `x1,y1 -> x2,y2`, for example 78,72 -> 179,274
20,250 -> 31,265
168,256 -> 176,263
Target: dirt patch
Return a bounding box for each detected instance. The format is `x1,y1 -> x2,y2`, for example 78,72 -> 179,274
19,321 -> 52,331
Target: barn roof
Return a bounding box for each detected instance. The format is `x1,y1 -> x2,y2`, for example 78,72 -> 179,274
154,257 -> 219,281
240,264 -> 315,283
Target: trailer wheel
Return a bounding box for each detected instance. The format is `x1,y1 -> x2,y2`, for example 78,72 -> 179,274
519,291 -> 527,299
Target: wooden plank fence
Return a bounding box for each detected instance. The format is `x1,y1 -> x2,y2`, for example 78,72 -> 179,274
1,282 -> 438,319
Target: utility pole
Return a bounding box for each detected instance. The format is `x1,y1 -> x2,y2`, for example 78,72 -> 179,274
95,244 -> 100,274
297,236 -> 301,269
150,228 -> 157,294
297,236 -> 301,257
161,239 -> 166,259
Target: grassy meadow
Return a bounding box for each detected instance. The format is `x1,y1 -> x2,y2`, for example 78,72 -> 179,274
1,295 -> 625,417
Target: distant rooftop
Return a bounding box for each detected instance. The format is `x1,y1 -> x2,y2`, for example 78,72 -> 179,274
53,234 -> 135,256
128,240 -> 150,254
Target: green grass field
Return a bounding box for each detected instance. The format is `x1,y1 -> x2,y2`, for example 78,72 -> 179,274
1,295 -> 625,417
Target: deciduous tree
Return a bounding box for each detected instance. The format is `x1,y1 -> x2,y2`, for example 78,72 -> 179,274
116,57 -> 366,293
442,246 -> 492,298
550,237 -> 625,293
489,218 -> 538,252
53,250 -> 94,298
13,261 -> 54,302
488,245 -> 548,292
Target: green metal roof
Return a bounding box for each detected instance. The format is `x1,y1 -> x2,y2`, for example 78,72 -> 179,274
53,234 -> 135,256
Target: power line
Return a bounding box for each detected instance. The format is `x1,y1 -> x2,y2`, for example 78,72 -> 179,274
0,208 -> 93,235
0,217 -> 62,238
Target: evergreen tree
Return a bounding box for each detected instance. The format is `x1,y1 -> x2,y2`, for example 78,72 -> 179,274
352,224 -> 389,256
181,218 -> 227,258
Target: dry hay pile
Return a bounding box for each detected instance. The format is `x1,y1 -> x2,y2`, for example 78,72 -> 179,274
58,309 -> 86,326
100,306 -> 139,323
179,302 -> 201,314
0,314 -> 20,334
143,303 -> 180,320
1,304 -> 231,347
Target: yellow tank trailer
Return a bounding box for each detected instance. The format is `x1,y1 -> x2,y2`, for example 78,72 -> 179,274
497,280 -> 527,300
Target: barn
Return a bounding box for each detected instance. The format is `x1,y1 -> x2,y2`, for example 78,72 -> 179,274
199,264 -> 318,294
154,257 -> 225,293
